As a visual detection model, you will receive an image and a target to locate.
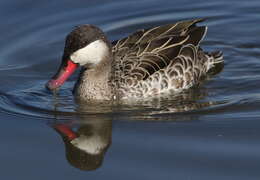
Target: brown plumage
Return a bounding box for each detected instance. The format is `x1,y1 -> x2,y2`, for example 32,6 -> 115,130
109,19 -> 223,100
47,19 -> 224,101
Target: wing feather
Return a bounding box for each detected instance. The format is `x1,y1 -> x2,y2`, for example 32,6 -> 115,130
112,19 -> 207,85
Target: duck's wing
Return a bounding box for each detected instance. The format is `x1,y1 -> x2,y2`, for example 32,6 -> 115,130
112,19 -> 207,83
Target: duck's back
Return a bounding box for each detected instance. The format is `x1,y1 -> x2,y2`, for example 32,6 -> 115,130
110,19 -> 223,99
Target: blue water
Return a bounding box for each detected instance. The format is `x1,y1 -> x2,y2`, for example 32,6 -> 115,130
1,0 -> 260,179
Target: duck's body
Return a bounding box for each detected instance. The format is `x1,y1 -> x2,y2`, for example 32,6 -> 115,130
47,19 -> 223,101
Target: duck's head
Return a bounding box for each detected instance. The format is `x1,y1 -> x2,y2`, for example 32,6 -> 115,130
46,25 -> 111,91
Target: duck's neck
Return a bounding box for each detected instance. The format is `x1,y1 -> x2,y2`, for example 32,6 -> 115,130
73,55 -> 113,100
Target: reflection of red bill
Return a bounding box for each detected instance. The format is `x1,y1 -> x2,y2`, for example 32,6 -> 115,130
46,60 -> 78,90
54,124 -> 77,141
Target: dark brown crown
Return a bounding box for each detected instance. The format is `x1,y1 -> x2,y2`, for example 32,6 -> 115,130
62,25 -> 110,60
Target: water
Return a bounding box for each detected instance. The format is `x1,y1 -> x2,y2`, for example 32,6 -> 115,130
1,0 -> 260,179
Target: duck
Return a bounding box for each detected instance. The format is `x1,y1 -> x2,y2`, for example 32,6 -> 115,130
46,18 -> 223,101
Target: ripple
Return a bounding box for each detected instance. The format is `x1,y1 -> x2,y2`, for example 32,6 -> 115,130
0,81 -> 231,122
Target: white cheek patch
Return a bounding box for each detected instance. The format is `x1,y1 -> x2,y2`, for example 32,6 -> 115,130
70,40 -> 109,66
71,135 -> 107,155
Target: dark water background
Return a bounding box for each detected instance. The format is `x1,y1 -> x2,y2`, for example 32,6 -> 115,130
1,0 -> 260,179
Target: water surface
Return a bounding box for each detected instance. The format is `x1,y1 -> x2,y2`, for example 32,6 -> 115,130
1,0 -> 260,179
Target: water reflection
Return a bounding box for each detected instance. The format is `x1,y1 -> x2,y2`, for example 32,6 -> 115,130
47,86 -> 221,171
48,96 -> 113,171
51,117 -> 112,171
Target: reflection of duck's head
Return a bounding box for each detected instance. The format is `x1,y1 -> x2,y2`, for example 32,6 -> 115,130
54,121 -> 111,171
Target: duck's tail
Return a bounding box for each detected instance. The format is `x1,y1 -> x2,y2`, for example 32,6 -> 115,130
205,51 -> 224,75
